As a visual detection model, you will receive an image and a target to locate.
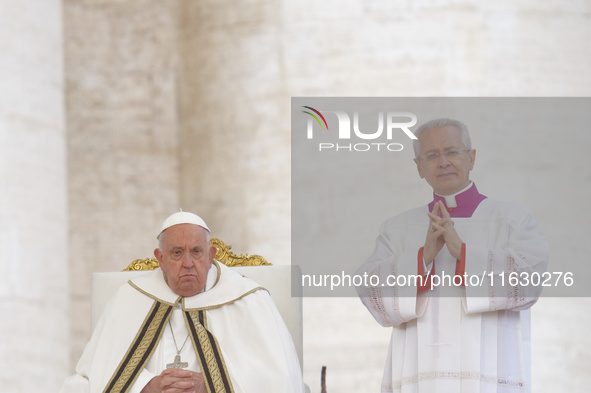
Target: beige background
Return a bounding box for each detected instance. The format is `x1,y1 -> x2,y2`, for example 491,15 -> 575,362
0,0 -> 590,392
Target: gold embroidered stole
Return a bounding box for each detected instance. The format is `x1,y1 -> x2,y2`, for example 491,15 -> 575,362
185,309 -> 235,393
103,300 -> 174,393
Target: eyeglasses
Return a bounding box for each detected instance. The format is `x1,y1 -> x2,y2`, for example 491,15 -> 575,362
418,149 -> 470,163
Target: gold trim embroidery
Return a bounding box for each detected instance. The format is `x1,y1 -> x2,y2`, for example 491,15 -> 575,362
103,301 -> 173,393
127,280 -> 180,307
127,263 -> 264,311
185,310 -> 235,393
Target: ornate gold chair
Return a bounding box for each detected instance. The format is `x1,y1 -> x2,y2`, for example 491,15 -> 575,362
91,238 -> 303,368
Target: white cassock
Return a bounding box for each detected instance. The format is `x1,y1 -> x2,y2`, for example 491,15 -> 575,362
60,261 -> 304,393
356,196 -> 548,393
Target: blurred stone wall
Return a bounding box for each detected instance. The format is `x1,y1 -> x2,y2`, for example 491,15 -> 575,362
0,1 -> 68,392
176,1 -> 291,263
64,0 -> 182,364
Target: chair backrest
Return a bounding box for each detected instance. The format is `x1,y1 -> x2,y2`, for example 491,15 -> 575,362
90,238 -> 303,367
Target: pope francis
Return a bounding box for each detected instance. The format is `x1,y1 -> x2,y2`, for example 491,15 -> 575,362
60,212 -> 304,393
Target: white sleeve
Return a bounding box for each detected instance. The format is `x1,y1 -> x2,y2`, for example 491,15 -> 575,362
355,219 -> 429,327
59,373 -> 89,393
463,207 -> 549,313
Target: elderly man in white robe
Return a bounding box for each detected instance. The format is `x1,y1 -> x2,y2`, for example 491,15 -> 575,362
356,118 -> 548,393
61,212 -> 304,393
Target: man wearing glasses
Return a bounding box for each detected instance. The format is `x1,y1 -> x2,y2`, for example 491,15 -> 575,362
356,118 -> 548,393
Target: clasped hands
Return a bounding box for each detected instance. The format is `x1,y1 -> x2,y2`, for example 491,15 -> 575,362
142,368 -> 206,393
423,200 -> 463,263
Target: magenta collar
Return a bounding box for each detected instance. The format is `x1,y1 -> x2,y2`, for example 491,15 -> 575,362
428,183 -> 487,218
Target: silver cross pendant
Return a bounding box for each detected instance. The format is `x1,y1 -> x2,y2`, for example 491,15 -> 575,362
166,354 -> 188,369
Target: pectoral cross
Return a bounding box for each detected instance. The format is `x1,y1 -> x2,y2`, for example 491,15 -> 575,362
167,354 -> 188,369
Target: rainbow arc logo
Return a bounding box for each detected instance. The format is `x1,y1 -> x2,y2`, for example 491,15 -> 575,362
302,106 -> 328,131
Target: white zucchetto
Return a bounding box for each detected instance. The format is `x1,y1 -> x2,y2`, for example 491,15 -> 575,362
157,211 -> 210,239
